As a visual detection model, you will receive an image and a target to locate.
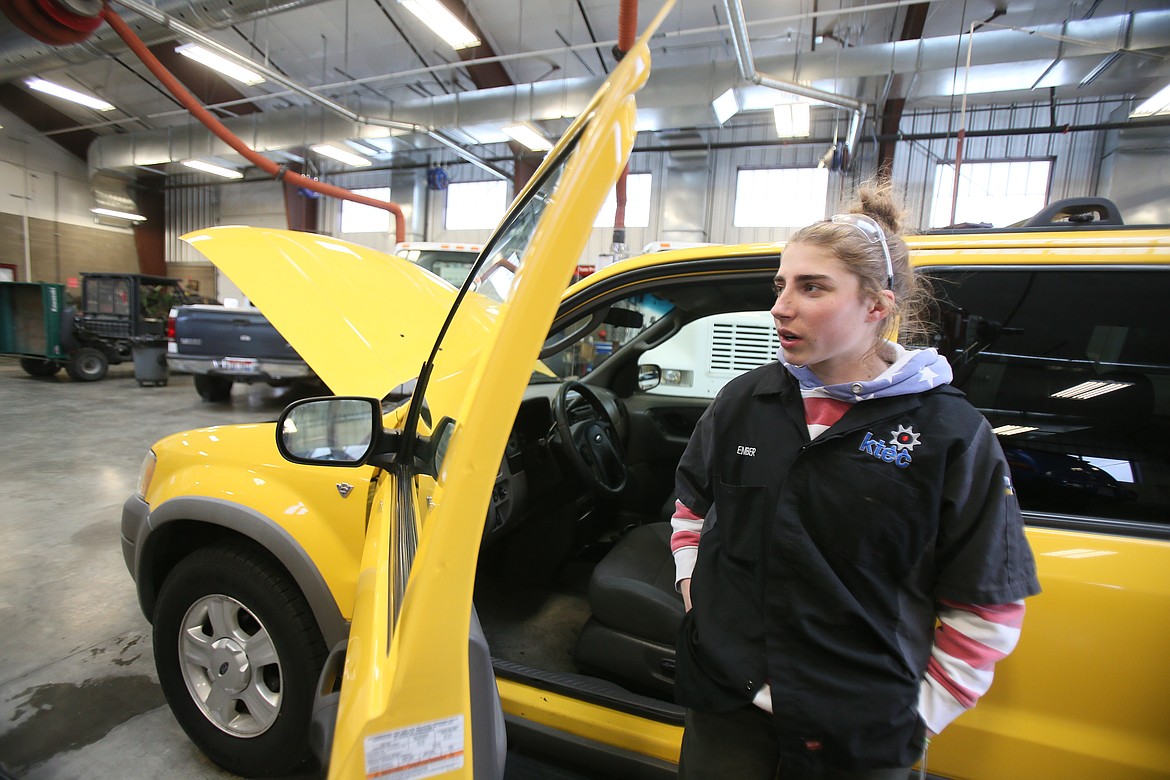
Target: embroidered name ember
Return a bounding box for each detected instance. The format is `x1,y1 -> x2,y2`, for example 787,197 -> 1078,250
858,431 -> 913,467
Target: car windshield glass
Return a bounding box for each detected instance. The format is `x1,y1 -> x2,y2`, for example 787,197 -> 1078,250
541,293 -> 675,380
398,136 -> 577,446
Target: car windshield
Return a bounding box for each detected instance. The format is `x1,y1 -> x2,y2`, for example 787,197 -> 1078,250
540,293 -> 676,380
399,136 -> 576,438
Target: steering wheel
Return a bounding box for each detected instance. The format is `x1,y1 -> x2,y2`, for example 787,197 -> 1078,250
552,381 -> 628,496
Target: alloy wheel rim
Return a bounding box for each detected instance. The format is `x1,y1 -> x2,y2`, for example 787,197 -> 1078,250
178,594 -> 282,737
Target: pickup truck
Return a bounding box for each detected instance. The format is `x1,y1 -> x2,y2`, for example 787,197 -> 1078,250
167,244 -> 483,401
166,304 -> 315,401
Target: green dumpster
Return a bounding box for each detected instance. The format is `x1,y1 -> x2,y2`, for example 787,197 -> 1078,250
0,282 -> 67,376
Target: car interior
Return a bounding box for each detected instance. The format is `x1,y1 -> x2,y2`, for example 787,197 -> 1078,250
475,257 -> 780,713
472,258 -> 1170,721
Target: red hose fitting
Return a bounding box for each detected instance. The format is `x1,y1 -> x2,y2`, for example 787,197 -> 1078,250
0,0 -> 103,45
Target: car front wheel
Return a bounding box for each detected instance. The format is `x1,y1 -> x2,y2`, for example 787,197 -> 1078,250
153,544 -> 326,777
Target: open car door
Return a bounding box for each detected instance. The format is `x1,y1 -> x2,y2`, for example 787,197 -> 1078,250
186,3 -> 676,778
325,6 -> 672,774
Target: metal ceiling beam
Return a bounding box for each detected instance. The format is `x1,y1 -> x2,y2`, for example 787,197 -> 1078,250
877,2 -> 929,175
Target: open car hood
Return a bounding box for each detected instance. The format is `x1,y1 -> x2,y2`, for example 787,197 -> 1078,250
180,228 -> 495,397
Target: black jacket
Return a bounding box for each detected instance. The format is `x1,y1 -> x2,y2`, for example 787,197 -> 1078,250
674,363 -> 1039,771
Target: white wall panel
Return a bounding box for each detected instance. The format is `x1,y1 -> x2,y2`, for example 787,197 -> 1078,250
0,109 -> 132,234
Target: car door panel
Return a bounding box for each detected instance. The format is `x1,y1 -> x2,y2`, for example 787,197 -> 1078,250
929,525 -> 1170,778
622,395 -> 709,515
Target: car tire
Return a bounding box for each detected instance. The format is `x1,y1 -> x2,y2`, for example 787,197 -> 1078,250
153,544 -> 327,777
19,357 -> 61,377
66,347 -> 108,381
194,374 -> 233,402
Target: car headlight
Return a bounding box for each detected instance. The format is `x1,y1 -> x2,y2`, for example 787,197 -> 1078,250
660,368 -> 693,387
136,450 -> 157,499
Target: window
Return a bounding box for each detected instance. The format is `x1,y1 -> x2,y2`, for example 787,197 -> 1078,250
931,160 -> 1051,228
340,187 -> 392,234
932,269 -> 1169,525
593,173 -> 652,228
445,180 -> 508,230
733,167 -> 829,228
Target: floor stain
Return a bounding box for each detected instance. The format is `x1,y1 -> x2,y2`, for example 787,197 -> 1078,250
0,676 -> 165,769
69,520 -> 113,547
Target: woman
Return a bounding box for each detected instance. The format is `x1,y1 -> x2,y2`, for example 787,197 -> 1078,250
670,183 -> 1040,779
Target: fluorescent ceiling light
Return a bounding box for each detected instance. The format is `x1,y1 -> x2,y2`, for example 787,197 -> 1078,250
773,101 -> 811,138
182,159 -> 244,179
25,78 -> 114,112
502,123 -> 552,152
91,208 -> 146,222
312,144 -> 372,167
175,43 -> 265,86
1051,380 -> 1133,400
1131,82 -> 1170,118
712,88 -> 740,126
990,424 -> 1039,436
399,0 -> 480,50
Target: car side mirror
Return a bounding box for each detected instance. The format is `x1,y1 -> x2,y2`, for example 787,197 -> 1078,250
276,397 -> 385,467
638,364 -> 661,391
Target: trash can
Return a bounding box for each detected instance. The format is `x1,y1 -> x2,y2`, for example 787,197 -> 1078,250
131,337 -> 169,387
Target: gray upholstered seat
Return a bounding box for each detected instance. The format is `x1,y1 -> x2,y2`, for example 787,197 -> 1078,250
573,523 -> 685,697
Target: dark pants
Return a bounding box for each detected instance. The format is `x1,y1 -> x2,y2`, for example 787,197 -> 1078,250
677,706 -> 916,780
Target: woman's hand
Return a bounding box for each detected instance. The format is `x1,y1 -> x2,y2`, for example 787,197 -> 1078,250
680,578 -> 692,611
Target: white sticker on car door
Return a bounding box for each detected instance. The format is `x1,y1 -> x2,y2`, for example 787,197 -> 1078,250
364,714 -> 464,779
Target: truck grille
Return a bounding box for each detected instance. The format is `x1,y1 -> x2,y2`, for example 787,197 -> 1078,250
710,322 -> 780,373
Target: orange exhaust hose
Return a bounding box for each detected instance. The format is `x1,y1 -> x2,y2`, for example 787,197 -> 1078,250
613,161 -> 628,231
617,0 -> 637,53
101,5 -> 406,243
612,0 -> 637,234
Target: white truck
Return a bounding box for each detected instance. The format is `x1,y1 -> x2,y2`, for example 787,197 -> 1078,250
639,310 -> 779,398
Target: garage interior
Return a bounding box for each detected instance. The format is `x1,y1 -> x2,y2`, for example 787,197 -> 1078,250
1,0 -> 1169,778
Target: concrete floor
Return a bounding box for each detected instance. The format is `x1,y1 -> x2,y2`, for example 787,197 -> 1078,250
0,358 -> 324,779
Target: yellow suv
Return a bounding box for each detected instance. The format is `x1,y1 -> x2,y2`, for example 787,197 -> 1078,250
120,12 -> 1170,778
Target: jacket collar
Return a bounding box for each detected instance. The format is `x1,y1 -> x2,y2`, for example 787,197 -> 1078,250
753,363 -> 966,439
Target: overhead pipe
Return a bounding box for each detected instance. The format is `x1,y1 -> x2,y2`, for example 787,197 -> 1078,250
112,0 -> 508,181
949,21 -> 977,228
101,5 -> 408,241
608,0 -> 638,263
722,0 -> 866,158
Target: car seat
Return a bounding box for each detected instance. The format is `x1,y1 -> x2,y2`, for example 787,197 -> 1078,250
572,522 -> 685,698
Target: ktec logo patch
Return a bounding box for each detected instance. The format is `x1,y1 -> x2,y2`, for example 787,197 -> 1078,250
858,424 -> 921,468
